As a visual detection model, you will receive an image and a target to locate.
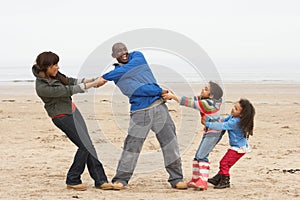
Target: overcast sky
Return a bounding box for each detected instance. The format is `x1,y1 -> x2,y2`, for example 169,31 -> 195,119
0,0 -> 299,75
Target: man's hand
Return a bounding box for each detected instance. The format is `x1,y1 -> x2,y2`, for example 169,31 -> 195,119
95,76 -> 108,88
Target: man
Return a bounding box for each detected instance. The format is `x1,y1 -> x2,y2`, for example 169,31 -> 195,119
98,42 -> 187,190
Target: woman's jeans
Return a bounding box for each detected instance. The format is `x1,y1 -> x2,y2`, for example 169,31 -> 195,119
194,131 -> 225,162
52,108 -> 108,186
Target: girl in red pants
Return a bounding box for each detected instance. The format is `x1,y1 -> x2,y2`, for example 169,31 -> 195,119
204,99 -> 255,189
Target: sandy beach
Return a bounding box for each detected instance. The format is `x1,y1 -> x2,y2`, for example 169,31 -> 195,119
0,82 -> 299,200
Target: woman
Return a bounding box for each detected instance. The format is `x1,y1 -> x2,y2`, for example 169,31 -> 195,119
32,51 -> 111,191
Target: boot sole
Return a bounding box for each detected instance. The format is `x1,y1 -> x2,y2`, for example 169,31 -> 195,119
194,186 -> 207,191
194,188 -> 207,191
187,183 -> 197,188
208,180 -> 218,186
67,185 -> 87,191
98,186 -> 114,190
214,185 -> 230,189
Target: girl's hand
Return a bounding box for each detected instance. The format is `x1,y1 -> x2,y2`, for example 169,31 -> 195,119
162,90 -> 179,102
161,89 -> 169,95
162,92 -> 172,100
201,118 -> 206,125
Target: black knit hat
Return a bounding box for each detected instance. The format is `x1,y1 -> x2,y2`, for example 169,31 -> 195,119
209,81 -> 223,100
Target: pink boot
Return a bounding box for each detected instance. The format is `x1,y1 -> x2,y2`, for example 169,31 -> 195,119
186,160 -> 199,188
194,162 -> 210,190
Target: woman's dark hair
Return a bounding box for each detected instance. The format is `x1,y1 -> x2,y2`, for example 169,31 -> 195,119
238,99 -> 255,139
35,51 -> 59,73
209,81 -> 223,100
34,51 -> 69,85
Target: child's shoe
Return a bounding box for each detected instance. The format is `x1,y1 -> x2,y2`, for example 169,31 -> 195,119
186,178 -> 199,188
194,178 -> 207,190
208,173 -> 221,186
214,175 -> 230,189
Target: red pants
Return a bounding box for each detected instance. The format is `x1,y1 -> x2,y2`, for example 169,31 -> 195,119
218,149 -> 245,176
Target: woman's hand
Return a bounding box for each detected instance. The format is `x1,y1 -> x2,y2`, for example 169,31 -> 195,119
83,78 -> 96,83
83,77 -> 106,89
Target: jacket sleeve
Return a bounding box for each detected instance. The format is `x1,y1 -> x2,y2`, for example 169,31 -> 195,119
36,82 -> 85,98
102,66 -> 128,81
70,77 -> 84,85
103,52 -> 146,82
206,117 -> 238,131
179,96 -> 201,111
221,114 -> 233,122
179,96 -> 219,115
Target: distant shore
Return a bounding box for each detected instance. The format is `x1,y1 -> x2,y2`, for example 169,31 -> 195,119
0,80 -> 299,96
1,79 -> 299,84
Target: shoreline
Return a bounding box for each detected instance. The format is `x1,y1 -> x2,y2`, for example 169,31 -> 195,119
1,79 -> 300,84
0,81 -> 299,97
1,81 -> 298,105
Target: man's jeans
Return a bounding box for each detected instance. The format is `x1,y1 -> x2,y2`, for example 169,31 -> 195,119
52,108 -> 108,186
112,103 -> 183,188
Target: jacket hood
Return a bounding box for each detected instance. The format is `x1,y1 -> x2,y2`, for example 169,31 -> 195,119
32,65 -> 42,79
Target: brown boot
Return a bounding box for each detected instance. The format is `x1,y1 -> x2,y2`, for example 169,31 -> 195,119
96,182 -> 114,190
67,183 -> 87,191
112,182 -> 125,190
175,181 -> 188,190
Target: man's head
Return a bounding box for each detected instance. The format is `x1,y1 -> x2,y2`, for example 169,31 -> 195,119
112,42 -> 129,64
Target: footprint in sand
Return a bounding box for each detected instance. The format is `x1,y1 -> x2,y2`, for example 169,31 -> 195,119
2,99 -> 15,102
281,125 -> 290,129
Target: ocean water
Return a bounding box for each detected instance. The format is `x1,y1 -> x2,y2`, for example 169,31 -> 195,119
0,66 -> 80,83
0,65 -> 299,84
2,48 -> 299,84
